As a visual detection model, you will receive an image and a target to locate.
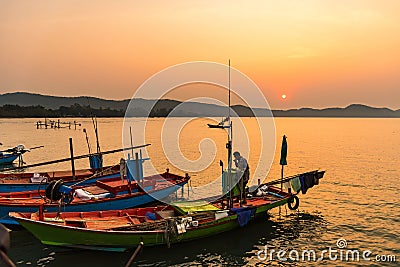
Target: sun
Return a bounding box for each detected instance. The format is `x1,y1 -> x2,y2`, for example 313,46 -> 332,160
281,94 -> 287,99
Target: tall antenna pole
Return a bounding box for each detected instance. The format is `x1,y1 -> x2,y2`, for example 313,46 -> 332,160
228,59 -> 231,121
91,116 -> 101,154
130,126 -> 134,157
94,117 -> 101,154
227,59 -> 233,208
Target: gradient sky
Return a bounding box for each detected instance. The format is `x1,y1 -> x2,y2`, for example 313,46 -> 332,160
0,0 -> 399,109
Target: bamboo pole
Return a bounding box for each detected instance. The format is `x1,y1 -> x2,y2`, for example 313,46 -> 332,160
5,144 -> 151,170
69,138 -> 76,179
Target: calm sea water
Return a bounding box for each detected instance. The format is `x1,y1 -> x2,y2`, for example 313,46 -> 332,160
1,117 -> 399,266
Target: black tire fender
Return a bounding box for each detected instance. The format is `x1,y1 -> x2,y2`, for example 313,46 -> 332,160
288,195 -> 300,210
45,179 -> 64,201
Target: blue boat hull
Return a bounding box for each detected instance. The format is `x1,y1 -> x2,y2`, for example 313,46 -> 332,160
0,154 -> 19,165
0,180 -> 187,225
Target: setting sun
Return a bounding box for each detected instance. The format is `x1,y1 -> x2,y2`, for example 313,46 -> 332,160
281,94 -> 287,99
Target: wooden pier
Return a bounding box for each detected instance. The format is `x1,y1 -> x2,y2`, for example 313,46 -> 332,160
36,119 -> 81,130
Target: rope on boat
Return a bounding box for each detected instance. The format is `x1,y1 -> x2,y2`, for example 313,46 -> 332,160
164,219 -> 172,248
111,220 -> 168,231
71,164 -> 120,187
38,177 -> 50,203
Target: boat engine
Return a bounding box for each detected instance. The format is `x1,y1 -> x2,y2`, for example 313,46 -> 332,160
45,180 -> 74,204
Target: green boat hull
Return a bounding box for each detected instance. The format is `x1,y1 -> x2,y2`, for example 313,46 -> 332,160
15,198 -> 289,252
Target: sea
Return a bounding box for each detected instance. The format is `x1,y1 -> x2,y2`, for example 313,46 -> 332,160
0,117 -> 398,266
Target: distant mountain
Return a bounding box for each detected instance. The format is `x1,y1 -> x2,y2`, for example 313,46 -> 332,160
0,92 -> 130,110
0,92 -> 399,118
0,92 -> 229,117
273,104 -> 400,118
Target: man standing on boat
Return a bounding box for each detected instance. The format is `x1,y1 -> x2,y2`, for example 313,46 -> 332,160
233,151 -> 249,204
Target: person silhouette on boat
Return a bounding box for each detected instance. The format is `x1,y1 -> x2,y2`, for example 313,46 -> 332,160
233,151 -> 249,204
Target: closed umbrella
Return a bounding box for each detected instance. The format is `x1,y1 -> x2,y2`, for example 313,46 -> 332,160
280,135 -> 287,166
280,135 -> 287,191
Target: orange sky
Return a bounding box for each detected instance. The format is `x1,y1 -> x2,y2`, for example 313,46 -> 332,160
0,1 -> 399,109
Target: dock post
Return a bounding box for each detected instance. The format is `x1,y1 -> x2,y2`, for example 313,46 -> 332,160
69,138 -> 76,179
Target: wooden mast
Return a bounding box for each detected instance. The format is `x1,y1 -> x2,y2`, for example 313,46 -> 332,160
227,59 -> 233,208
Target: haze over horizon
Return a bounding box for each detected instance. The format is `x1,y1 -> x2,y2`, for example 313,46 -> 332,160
1,1 -> 399,109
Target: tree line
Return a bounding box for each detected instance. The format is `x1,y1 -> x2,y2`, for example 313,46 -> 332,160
0,104 -> 176,118
0,104 -> 123,117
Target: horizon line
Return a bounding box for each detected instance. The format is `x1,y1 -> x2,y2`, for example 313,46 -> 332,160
1,91 -> 399,111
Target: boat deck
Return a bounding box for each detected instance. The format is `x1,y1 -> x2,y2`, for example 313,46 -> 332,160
20,192 -> 288,231
213,195 -> 283,209
0,174 -> 186,205
27,206 -> 172,230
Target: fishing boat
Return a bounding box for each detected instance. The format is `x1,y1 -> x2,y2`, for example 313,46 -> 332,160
0,144 -> 30,165
0,151 -> 190,225
9,170 -> 324,252
207,119 -> 229,129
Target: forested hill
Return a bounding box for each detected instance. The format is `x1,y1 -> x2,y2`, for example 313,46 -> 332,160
0,92 -> 399,118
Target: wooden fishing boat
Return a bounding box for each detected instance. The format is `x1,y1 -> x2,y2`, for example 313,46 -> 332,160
0,165 -> 121,193
207,123 -> 227,129
9,186 -> 291,251
9,170 -> 324,251
0,171 -> 189,225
